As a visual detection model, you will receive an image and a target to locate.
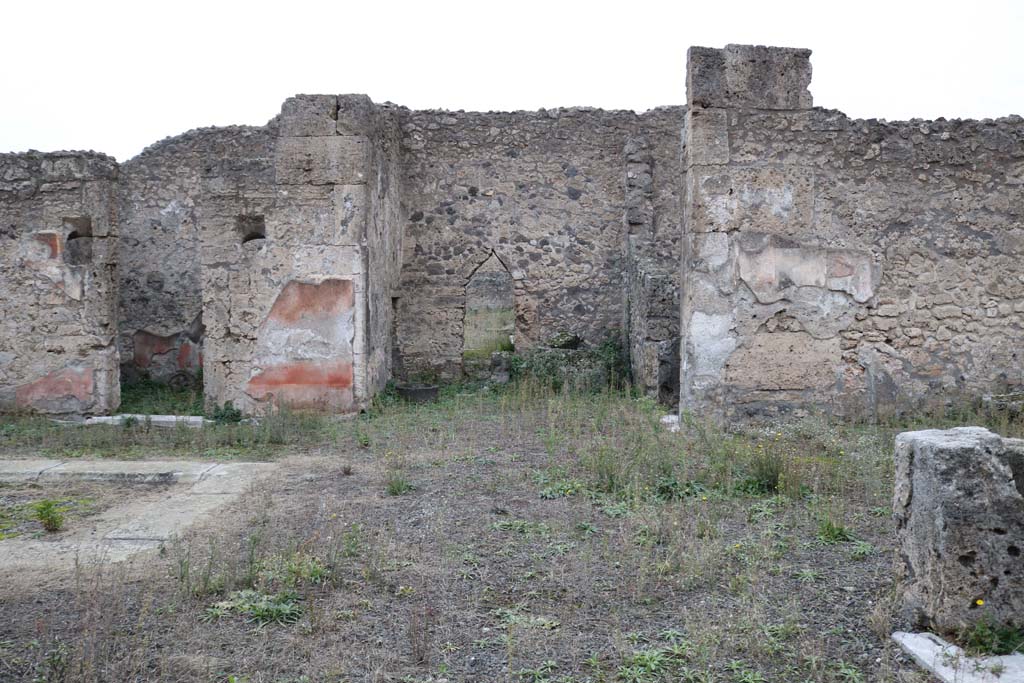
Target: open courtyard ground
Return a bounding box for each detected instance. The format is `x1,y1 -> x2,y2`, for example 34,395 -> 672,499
1,383 -> 1021,683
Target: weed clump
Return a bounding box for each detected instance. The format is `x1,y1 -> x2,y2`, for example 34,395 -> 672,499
202,589 -> 302,625
959,617 -> 1024,656
209,401 -> 243,424
32,499 -> 64,532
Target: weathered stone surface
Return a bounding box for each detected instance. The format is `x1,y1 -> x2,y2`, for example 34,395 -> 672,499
280,95 -> 338,137
2,44 -> 1021,419
0,460 -> 277,571
894,427 -> 1024,632
244,278 -> 356,410
737,235 -> 876,304
725,332 -> 840,391
680,45 -> 1024,418
199,94 -> 398,414
688,44 -> 813,110
275,136 -> 370,186
0,151 -> 120,415
893,632 -> 1024,683
117,125 -> 275,382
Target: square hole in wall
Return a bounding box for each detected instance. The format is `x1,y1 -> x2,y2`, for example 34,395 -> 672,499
236,215 -> 266,245
62,216 -> 93,266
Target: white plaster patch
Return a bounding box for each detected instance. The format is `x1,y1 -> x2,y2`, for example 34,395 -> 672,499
738,240 -> 876,304
697,232 -> 731,269
739,185 -> 794,219
689,310 -> 737,383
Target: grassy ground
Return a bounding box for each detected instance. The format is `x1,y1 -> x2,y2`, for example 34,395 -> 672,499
118,375 -> 205,416
0,383 -> 1020,682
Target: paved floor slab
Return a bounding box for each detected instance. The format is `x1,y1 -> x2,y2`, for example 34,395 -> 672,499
892,632 -> 1024,683
83,414 -> 211,428
39,460 -> 217,484
0,459 -> 278,573
0,459 -> 63,480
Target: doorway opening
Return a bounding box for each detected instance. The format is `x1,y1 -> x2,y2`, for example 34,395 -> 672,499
463,252 -> 514,377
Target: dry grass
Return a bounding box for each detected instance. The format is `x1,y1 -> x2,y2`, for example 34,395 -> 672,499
2,380 -> 1019,682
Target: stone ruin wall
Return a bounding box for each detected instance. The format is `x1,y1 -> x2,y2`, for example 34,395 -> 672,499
364,105 -> 405,397
0,152 -> 120,415
393,107 -> 681,388
117,126 -> 276,384
1,43 -> 1020,417
681,45 -> 1024,419
624,108 -> 685,403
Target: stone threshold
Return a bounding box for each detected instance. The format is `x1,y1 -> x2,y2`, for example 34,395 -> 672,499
893,632 -> 1024,683
0,459 -> 218,484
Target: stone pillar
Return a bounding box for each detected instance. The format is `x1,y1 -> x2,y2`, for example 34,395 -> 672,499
894,427 -> 1024,632
678,45 -> 878,418
0,152 -> 121,415
201,95 -> 379,413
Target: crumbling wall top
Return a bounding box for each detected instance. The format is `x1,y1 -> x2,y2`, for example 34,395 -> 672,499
687,44 -> 813,110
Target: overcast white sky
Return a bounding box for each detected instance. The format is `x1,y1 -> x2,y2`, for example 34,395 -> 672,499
3,0 -> 1021,161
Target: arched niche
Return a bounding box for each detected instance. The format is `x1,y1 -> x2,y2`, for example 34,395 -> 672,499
463,251 -> 514,373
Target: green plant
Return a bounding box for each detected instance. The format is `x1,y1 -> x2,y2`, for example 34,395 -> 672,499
849,540 -> 874,559
32,500 -> 64,532
959,617 -> 1024,656
834,661 -> 864,682
516,660 -> 557,683
624,648 -> 667,673
202,589 -> 302,625
816,517 -> 855,544
491,519 -> 551,536
119,373 -> 204,416
795,568 -> 821,584
726,660 -> 766,683
258,552 -> 331,588
385,470 -> 415,496
209,401 -> 243,424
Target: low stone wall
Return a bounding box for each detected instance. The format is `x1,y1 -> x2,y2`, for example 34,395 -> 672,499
0,152 -> 120,414
894,427 -> 1024,632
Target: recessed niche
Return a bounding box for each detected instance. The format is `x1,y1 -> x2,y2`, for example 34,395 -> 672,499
236,215 -> 266,245
463,252 -> 515,369
62,216 -> 93,266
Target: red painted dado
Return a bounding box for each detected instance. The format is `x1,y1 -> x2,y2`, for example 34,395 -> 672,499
176,339 -> 201,370
247,360 -> 354,409
249,360 -> 353,390
132,330 -> 177,368
33,232 -> 62,259
16,367 -> 95,409
266,279 -> 354,325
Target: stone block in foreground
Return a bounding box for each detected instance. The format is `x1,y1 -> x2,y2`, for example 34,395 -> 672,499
894,427 -> 1024,632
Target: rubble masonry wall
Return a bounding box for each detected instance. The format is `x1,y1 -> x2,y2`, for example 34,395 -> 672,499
0,152 -> 120,414
680,45 -> 1024,418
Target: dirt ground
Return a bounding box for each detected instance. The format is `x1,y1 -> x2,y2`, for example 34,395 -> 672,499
0,388 -> 948,683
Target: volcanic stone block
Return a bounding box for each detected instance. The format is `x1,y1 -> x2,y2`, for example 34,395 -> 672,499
336,94 -> 376,137
275,136 -> 370,186
687,44 -> 813,110
689,167 -> 814,234
723,332 -> 840,391
894,427 -> 1024,632
685,107 -> 729,166
279,95 -> 339,137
